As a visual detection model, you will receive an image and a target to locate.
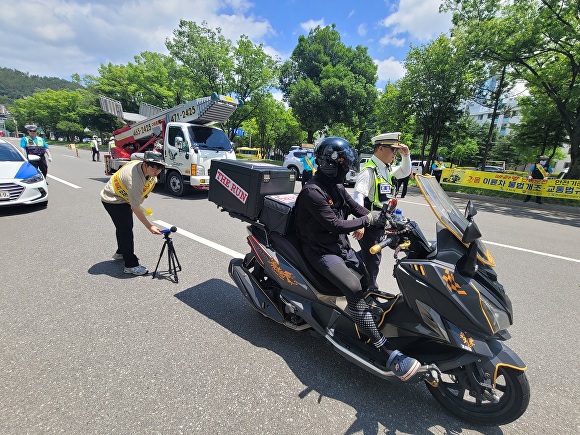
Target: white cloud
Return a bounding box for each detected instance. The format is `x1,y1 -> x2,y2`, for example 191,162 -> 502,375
379,35 -> 405,47
380,0 -> 452,42
357,23 -> 367,37
0,0 -> 274,79
262,45 -> 287,63
300,19 -> 325,33
374,57 -> 406,83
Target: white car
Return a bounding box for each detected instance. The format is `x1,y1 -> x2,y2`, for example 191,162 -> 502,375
411,160 -> 426,177
283,149 -> 312,178
0,139 -> 48,207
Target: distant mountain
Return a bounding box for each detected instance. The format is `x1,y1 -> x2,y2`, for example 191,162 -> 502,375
0,67 -> 82,107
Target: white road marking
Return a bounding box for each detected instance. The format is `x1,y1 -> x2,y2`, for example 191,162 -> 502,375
46,175 -> 82,188
154,219 -> 244,259
155,218 -> 579,264
482,240 -> 580,263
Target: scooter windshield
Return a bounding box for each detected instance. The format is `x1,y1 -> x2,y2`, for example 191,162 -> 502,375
415,175 -> 496,267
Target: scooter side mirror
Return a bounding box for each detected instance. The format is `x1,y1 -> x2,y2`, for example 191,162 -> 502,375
462,221 -> 482,244
465,200 -> 477,221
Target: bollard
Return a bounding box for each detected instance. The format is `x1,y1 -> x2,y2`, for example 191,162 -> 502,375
76,148 -> 79,158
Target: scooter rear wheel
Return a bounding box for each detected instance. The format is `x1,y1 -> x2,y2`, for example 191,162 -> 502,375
426,364 -> 530,426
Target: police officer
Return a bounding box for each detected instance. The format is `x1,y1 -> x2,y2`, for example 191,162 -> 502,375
20,124 -> 51,179
300,149 -> 317,187
294,136 -> 420,381
353,132 -> 411,293
523,155 -> 553,204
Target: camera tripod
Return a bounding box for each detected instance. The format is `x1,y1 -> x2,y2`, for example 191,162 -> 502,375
152,228 -> 182,283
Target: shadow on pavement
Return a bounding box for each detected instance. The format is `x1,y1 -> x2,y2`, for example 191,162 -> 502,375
175,278 -> 504,435
88,260 -> 138,279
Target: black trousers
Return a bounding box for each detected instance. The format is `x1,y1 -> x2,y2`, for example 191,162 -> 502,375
396,175 -> 409,198
102,201 -> 139,267
38,156 -> 48,178
301,170 -> 313,186
357,225 -> 384,291
92,148 -> 100,161
302,247 -> 384,345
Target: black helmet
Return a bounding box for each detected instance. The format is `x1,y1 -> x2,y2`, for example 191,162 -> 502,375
314,137 -> 356,182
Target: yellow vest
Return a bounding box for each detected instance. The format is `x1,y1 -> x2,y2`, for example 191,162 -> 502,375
111,162 -> 156,203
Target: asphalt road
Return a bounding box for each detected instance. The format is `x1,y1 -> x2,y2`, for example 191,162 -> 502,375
1,143 -> 579,434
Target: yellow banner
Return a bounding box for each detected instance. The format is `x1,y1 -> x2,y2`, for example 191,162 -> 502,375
441,168 -> 580,201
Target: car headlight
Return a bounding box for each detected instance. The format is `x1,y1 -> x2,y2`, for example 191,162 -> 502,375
22,173 -> 45,184
480,295 -> 511,333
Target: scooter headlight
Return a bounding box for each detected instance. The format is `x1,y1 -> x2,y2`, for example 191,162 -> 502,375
22,173 -> 44,184
480,295 -> 511,333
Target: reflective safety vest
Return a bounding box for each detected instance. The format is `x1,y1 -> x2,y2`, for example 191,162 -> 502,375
24,136 -> 47,156
111,161 -> 156,204
531,163 -> 548,179
362,159 -> 395,211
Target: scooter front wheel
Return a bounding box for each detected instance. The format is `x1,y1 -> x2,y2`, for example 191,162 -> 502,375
426,364 -> 530,426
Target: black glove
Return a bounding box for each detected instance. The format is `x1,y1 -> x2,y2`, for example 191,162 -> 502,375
367,211 -> 387,228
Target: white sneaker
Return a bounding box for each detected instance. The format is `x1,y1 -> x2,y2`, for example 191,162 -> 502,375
124,265 -> 148,276
112,253 -> 123,261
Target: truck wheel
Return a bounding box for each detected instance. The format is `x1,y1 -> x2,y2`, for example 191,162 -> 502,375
166,170 -> 184,196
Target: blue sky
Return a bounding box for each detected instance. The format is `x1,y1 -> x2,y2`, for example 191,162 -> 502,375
1,0 -> 452,91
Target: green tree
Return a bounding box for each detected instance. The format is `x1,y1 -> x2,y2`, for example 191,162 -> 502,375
399,35 -> 477,170
166,21 -> 278,140
279,25 -> 377,143
510,90 -> 568,163
442,0 -> 580,178
12,88 -> 117,140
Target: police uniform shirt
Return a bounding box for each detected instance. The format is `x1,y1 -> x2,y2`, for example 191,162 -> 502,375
353,154 -> 411,205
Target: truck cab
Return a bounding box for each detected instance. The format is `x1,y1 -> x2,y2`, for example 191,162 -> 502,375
162,123 -> 235,195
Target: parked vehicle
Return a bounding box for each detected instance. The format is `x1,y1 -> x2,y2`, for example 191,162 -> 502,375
411,160 -> 426,176
283,149 -> 309,178
100,93 -> 239,196
236,147 -> 263,160
0,139 -> 48,207
215,170 -> 530,426
344,168 -> 359,186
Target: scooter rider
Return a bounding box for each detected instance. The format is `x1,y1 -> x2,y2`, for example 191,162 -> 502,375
353,132 -> 411,293
294,136 -> 420,381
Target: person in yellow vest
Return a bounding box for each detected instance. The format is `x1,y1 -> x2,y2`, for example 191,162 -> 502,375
430,156 -> 446,183
300,149 -> 317,187
353,132 -> 411,293
523,155 -> 553,204
100,151 -> 166,276
20,124 -> 52,179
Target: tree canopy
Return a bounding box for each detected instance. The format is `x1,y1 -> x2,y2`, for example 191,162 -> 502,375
279,24 -> 377,143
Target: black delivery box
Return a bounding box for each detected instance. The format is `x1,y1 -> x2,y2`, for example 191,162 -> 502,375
208,160 -> 296,220
260,193 -> 298,235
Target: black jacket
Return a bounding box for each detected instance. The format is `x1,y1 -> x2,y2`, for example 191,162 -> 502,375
295,174 -> 370,257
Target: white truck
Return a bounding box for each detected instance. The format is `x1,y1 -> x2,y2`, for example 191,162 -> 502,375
100,93 -> 240,196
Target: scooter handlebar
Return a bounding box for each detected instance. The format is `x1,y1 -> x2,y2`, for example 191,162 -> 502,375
369,235 -> 397,254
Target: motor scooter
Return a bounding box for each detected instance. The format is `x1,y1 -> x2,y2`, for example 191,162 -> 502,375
225,175 -> 530,426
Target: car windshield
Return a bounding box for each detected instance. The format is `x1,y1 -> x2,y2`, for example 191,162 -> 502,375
0,143 -> 25,162
188,126 -> 232,151
415,175 -> 496,267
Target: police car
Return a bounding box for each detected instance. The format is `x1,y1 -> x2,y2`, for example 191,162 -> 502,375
0,139 -> 48,207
